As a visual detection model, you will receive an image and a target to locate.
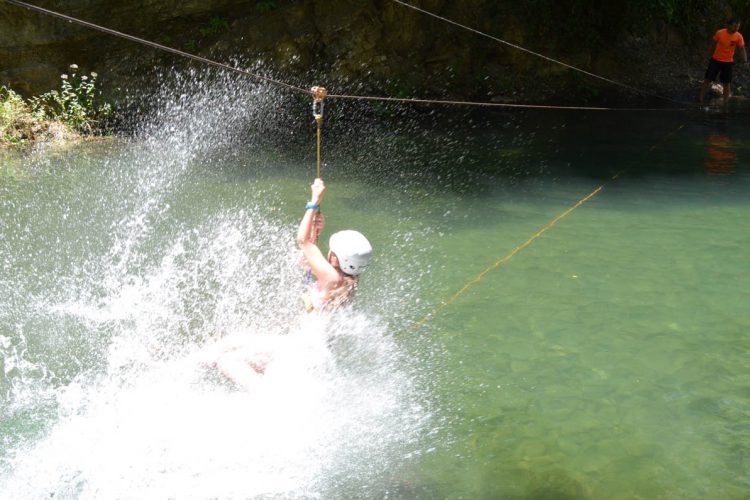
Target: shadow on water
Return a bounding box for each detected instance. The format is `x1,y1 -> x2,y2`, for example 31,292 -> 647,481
309,104 -> 749,205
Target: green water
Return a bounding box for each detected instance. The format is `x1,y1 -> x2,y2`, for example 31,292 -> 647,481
1,107 -> 749,498
400,114 -> 750,499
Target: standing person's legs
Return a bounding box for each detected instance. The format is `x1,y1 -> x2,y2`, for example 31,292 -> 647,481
720,62 -> 734,104
699,79 -> 712,103
700,59 -> 722,104
723,83 -> 732,103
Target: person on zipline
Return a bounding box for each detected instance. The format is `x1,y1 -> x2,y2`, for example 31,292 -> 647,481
297,177 -> 372,312
699,18 -> 748,105
200,177 -> 373,390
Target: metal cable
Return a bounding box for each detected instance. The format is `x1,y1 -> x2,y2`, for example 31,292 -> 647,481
389,0 -> 693,108
1,0 -> 312,95
2,0 -> 691,112
325,93 -> 682,112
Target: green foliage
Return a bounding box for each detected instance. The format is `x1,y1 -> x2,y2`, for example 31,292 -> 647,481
199,17 -> 229,37
516,0 -> 719,47
627,0 -> 703,31
0,86 -> 34,144
179,17 -> 230,51
385,77 -> 412,99
656,0 -> 678,24
28,64 -> 112,135
255,0 -> 277,13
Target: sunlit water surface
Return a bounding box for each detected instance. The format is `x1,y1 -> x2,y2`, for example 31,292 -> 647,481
1,75 -> 749,499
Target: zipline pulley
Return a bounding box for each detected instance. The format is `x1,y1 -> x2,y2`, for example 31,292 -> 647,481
311,85 -> 326,120
311,86 -> 327,178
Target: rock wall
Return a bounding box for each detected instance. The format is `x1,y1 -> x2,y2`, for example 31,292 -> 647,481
0,0 -> 742,105
0,0 -> 252,94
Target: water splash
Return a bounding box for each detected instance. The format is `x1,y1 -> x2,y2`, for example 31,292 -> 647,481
0,69 -> 432,498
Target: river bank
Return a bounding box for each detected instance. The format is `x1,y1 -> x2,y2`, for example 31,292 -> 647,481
1,64 -> 111,147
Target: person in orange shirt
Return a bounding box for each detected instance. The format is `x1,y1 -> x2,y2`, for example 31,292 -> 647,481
699,18 -> 748,104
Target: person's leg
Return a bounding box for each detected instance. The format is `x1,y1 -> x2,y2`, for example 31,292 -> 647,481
197,334 -> 246,365
215,351 -> 263,391
720,62 -> 734,105
701,59 -> 721,104
199,333 -> 279,390
212,335 -> 276,390
699,79 -> 712,103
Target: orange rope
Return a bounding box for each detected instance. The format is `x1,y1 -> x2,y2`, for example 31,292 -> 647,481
405,178 -> 615,335
403,124 -> 685,337
316,116 -> 322,178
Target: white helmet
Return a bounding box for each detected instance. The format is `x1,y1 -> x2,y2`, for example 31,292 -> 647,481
329,230 -> 372,276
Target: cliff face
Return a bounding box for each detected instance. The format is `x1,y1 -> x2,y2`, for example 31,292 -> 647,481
0,0 -> 252,94
0,0 -> 743,105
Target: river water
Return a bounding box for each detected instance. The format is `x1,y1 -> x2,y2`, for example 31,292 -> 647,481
1,76 -> 749,499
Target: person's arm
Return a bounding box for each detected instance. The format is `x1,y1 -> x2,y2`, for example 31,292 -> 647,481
296,211 -> 325,269
296,178 -> 325,246
310,212 -> 325,244
296,178 -> 339,286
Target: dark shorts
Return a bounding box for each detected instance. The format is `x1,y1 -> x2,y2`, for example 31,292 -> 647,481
705,58 -> 734,84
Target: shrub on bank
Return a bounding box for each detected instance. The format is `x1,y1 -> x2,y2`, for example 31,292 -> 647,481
0,86 -> 40,144
1,64 -> 111,146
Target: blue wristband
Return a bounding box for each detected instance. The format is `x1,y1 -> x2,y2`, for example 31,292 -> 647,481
305,202 -> 320,211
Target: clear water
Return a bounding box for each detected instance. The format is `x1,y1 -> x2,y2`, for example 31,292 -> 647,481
1,74 -> 749,499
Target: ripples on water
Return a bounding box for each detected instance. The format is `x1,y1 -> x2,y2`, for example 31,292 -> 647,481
0,71 -> 432,498
5,68 -> 749,499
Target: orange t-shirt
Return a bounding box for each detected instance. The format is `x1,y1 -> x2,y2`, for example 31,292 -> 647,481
712,29 -> 745,62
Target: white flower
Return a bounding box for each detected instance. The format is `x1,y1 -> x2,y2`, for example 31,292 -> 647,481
90,72 -> 98,78
69,64 -> 78,69
61,74 -> 68,79
81,75 -> 88,81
